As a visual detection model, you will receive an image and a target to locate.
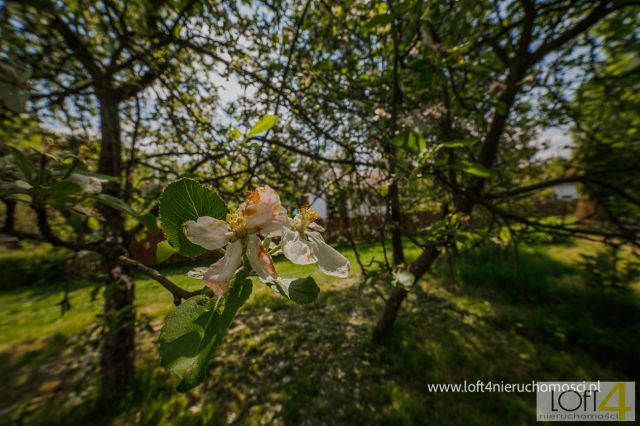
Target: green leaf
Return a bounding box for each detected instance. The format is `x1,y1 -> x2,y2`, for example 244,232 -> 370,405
229,128 -> 242,139
47,180 -> 83,207
269,276 -> 320,304
93,193 -> 138,216
156,240 -> 178,264
8,147 -> 34,182
365,14 -> 394,28
407,59 -> 431,70
458,161 -> 493,178
159,272 -> 252,391
72,170 -> 119,182
159,178 -> 228,257
50,180 -> 83,196
442,139 -> 479,148
392,131 -> 426,154
139,212 -> 160,235
287,277 -> 320,304
247,114 -> 278,137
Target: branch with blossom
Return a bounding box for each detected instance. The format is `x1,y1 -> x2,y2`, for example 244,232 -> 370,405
181,186 -> 349,297
0,114 -> 351,392
155,179 -> 350,390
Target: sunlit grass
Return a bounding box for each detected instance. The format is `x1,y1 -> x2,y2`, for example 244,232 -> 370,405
0,238 -> 423,350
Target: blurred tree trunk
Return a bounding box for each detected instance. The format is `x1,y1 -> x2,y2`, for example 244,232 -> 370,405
374,4 -> 406,341
2,199 -> 16,232
374,247 -> 439,340
97,90 -> 136,403
388,4 -> 405,268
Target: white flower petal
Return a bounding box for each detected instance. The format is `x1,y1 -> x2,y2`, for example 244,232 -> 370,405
282,226 -> 316,265
69,173 -> 105,195
186,267 -> 209,279
182,216 -> 232,250
393,270 -> 415,289
306,231 -> 350,278
246,235 -> 277,282
307,222 -> 325,233
203,240 -> 243,296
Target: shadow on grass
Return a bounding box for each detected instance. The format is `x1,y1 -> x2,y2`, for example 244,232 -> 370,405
1,244 -> 638,425
0,330 -> 101,425
440,245 -> 640,379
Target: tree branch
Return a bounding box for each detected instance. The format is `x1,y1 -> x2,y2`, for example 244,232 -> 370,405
48,11 -> 103,80
33,205 -> 106,252
488,175 -> 640,206
529,2 -> 612,65
116,255 -> 199,302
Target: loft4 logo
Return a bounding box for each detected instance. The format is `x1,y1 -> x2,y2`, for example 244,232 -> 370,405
537,382 -> 635,422
551,383 -> 632,419
597,383 -> 633,420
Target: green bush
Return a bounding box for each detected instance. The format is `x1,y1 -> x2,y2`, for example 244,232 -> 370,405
0,242 -> 65,290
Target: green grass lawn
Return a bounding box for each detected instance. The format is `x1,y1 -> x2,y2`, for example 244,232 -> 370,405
0,240 -> 638,425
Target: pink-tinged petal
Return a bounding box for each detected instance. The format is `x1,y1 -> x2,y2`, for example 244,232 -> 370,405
183,216 -> 232,250
243,186 -> 284,230
203,240 -> 243,296
246,235 -> 277,282
282,226 -> 316,265
306,231 -> 350,278
259,207 -> 288,237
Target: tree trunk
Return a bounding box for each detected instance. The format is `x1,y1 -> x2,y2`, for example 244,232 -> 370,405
97,91 -> 136,403
374,61 -> 525,340
389,180 -> 405,265
373,286 -> 407,341
101,256 -> 135,403
2,199 -> 16,232
373,9 -> 407,342
388,8 -> 405,267
373,247 -> 439,340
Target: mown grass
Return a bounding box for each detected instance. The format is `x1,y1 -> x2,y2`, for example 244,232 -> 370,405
0,240 -> 638,425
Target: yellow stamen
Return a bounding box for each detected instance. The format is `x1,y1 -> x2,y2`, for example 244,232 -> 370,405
299,205 -> 319,229
226,212 -> 247,233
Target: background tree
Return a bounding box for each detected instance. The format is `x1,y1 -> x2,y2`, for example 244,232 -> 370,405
238,0 -> 640,339
0,0 -> 249,402
571,12 -> 640,225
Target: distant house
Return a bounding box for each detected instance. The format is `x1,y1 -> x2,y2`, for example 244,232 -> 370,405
306,193 -> 329,219
552,182 -> 579,200
304,168 -> 388,220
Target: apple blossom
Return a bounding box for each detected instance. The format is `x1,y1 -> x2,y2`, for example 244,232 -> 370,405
281,206 -> 350,277
182,186 -> 286,295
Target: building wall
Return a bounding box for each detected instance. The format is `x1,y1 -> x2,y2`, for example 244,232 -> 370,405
553,183 -> 579,200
